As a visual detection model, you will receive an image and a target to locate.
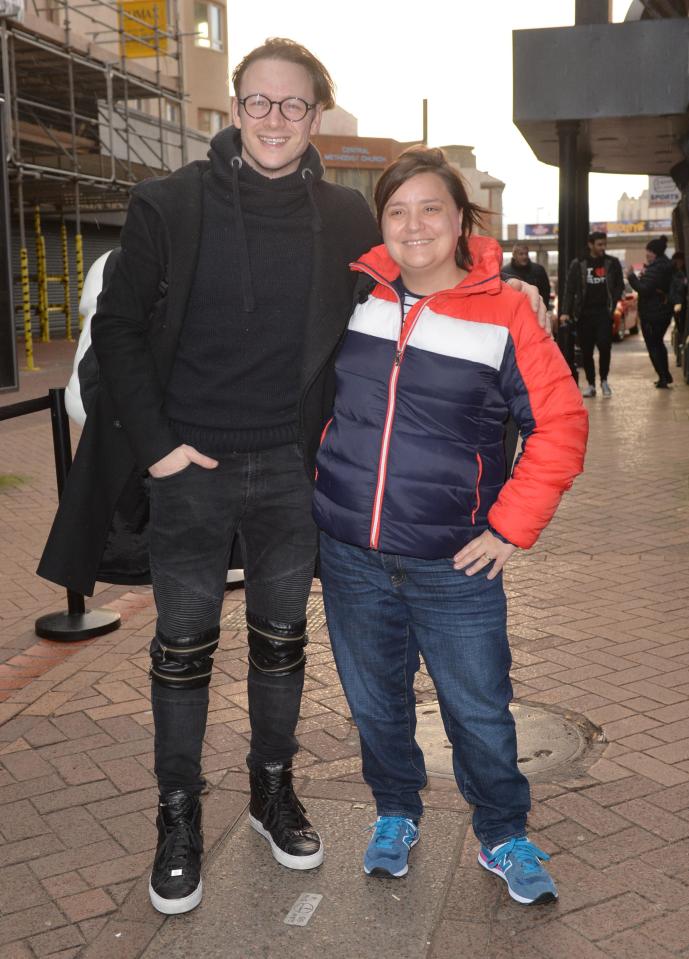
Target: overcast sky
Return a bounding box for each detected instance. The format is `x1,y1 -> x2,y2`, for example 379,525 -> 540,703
228,0 -> 647,227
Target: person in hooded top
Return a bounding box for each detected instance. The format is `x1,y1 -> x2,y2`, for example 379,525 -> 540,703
628,235 -> 675,388
38,38 -> 381,915
313,146 -> 588,905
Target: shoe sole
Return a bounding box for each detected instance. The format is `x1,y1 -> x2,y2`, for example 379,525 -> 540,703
148,877 -> 203,915
364,834 -> 420,878
477,854 -> 557,906
249,815 -> 324,870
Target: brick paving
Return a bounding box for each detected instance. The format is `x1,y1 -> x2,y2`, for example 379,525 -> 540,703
1,333 -> 689,958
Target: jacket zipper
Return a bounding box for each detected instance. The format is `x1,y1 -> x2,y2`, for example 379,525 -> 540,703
314,417 -> 334,481
471,452 -> 483,525
353,264 -> 433,550
156,637 -> 218,658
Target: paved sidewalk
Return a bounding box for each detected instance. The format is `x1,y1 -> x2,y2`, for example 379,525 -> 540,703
1,334 -> 689,959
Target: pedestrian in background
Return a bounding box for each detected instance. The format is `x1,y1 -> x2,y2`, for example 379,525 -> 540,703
501,242 -> 551,309
669,250 -> 687,369
628,235 -> 674,388
560,231 -> 624,399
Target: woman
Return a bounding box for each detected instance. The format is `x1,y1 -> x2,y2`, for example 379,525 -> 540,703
312,147 -> 588,905
628,235 -> 674,388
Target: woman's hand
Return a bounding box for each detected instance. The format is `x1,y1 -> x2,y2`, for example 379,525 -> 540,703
452,530 -> 516,580
505,278 -> 549,332
149,444 -> 218,479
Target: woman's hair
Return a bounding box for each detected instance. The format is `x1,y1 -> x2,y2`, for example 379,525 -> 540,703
374,146 -> 486,269
646,235 -> 668,256
232,38 -> 336,110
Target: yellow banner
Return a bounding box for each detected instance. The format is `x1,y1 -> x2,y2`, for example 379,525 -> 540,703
119,0 -> 168,58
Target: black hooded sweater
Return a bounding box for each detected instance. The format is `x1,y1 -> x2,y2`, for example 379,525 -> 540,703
164,127 -> 321,453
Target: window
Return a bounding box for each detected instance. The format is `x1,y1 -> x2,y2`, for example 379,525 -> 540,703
162,101 -> 180,124
194,2 -> 224,51
198,108 -> 228,136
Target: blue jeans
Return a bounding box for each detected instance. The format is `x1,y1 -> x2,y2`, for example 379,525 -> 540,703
319,531 -> 530,848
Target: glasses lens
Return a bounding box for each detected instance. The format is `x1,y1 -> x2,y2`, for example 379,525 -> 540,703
280,98 -> 308,121
243,95 -> 270,118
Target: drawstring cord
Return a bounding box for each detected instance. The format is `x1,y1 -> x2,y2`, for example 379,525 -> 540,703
301,167 -> 323,234
230,155 -> 256,313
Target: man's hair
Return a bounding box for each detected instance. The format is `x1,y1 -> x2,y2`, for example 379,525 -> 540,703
232,38 -> 336,109
588,231 -> 607,243
374,146 -> 485,269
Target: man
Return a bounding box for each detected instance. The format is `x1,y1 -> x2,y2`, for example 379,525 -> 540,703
560,231 -> 624,398
38,38 -> 547,917
39,38 -> 379,915
501,242 -> 551,309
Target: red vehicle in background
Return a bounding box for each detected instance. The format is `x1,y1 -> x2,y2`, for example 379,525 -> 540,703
612,290 -> 639,341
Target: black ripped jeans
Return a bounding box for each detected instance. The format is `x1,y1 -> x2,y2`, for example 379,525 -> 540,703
578,309 -> 613,385
148,443 -> 317,796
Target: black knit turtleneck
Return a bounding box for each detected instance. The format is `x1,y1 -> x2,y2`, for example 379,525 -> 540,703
164,127 -> 321,453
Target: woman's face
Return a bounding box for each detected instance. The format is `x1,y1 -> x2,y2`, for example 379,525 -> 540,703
381,172 -> 462,281
645,249 -> 657,265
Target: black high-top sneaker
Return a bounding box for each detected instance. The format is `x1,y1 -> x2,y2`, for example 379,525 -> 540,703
149,790 -> 203,914
249,760 -> 323,870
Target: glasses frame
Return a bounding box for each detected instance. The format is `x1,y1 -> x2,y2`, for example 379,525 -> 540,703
237,94 -> 316,122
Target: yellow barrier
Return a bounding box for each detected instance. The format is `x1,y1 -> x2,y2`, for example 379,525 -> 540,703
19,246 -> 37,371
75,232 -> 84,329
34,208 -> 49,342
60,222 -> 72,341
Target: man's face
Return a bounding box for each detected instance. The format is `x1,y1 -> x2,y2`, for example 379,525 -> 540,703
513,245 -> 530,267
232,58 -> 323,179
588,238 -> 607,258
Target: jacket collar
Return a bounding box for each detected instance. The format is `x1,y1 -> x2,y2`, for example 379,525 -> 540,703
352,234 -> 504,296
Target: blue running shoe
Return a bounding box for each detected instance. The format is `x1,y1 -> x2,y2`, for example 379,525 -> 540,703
478,837 -> 557,905
364,816 -> 419,877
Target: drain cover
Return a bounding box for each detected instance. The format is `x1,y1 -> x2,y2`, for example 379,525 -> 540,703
415,701 -> 587,778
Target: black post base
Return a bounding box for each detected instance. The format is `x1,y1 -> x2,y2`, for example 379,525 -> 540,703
35,609 -> 121,642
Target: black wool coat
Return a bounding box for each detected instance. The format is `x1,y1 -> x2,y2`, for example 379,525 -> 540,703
37,158 -> 380,596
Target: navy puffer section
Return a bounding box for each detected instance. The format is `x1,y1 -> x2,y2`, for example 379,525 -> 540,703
313,296 -> 511,560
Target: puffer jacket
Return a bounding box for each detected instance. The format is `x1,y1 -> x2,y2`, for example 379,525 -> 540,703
313,236 -> 588,559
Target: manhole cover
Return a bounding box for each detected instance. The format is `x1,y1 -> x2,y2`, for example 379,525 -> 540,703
415,701 -> 588,779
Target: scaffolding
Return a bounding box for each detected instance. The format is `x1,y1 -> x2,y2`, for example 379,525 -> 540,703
0,0 -> 188,365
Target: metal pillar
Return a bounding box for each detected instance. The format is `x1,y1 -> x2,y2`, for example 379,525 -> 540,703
0,97 -> 18,391
557,120 -> 582,308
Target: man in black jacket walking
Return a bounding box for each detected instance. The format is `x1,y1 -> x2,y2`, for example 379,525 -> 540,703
501,242 -> 551,309
560,231 -> 624,398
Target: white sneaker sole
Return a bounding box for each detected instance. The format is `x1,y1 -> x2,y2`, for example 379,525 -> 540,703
249,815 -> 324,870
148,877 -> 203,915
477,854 -> 557,905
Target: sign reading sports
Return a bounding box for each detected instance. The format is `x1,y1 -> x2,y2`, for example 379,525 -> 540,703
119,0 -> 168,58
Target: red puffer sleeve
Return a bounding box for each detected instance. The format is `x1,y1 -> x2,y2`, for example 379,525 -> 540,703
488,294 -> 589,548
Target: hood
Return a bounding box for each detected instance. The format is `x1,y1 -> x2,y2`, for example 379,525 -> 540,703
208,125 -> 325,185
205,126 -> 326,313
352,233 -> 504,296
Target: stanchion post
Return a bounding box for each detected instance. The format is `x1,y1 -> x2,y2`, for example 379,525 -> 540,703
35,388 -> 121,641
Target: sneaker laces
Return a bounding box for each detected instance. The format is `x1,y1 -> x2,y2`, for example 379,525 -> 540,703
158,818 -> 202,872
262,783 -> 309,834
367,817 -> 414,849
491,837 -> 550,876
